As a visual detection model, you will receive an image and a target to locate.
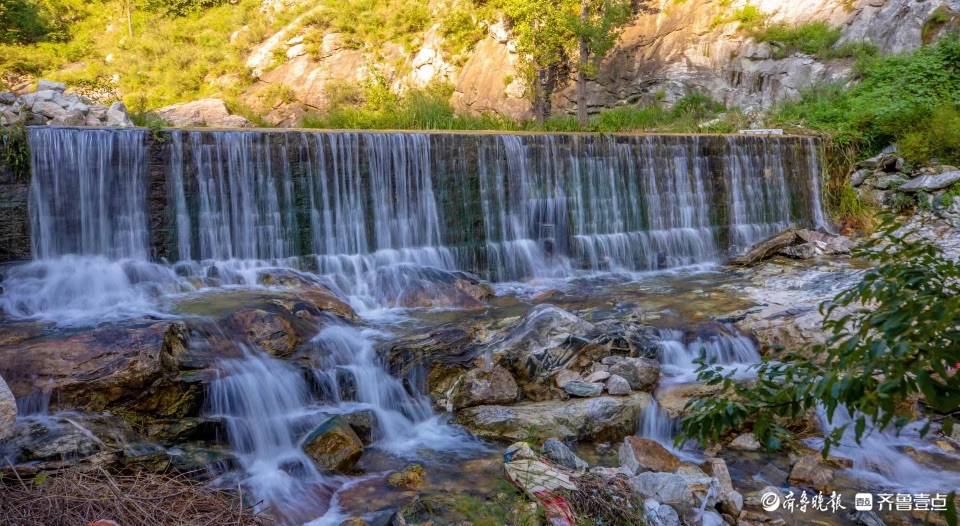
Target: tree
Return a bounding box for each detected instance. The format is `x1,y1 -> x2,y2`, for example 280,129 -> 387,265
574,0 -> 631,126
498,0 -> 578,123
681,216 -> 960,456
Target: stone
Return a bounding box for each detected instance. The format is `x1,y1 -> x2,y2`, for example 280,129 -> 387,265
32,100 -> 66,119
701,510 -> 725,526
605,374 -> 632,395
256,269 -> 356,321
554,369 -> 581,388
387,464 -> 425,489
338,519 -> 369,526
340,409 -> 376,444
728,432 -> 762,451
629,470 -> 719,511
156,98 -> 251,128
106,102 -> 133,127
788,455 -> 835,491
643,499 -> 682,526
456,392 -> 652,442
451,366 -> 518,409
389,267 -> 494,310
486,304 -> 594,382
608,357 -> 660,391
619,436 -> 681,473
226,308 -> 304,357
0,92 -> 16,104
0,375 -> 16,441
563,380 -> 604,397
869,174 -> 908,190
899,171 -> 960,192
730,229 -> 800,266
850,169 -> 872,187
779,242 -> 820,260
584,370 -> 610,383
37,79 -> 66,92
541,437 -> 588,471
303,417 -> 363,472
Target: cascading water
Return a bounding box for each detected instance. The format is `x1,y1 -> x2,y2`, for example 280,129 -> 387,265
656,324 -> 761,384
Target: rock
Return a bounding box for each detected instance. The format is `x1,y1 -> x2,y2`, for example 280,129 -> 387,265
850,169 -> 872,187
303,416 -> 363,472
456,392 -> 652,442
0,321 -> 204,425
788,455 -> 835,491
779,242 -> 820,259
541,437 -> 588,471
33,100 -> 67,119
256,269 -> 356,320
386,267 -> 494,310
225,308 -> 305,357
563,380 -> 604,397
643,499 -> 682,526
619,436 -> 681,473
340,409 -> 376,444
380,325 -> 481,409
869,173 -> 908,190
387,464 -> 425,489
554,369 -> 581,388
605,374 -> 632,395
701,510 -> 725,526
608,357 -> 660,391
730,229 -> 800,265
0,375 -> 17,441
584,370 -> 610,383
338,519 -> 370,526
729,432 -> 762,451
451,366 -> 518,409
37,79 -> 66,92
899,171 -> 960,192
705,457 -> 743,517
629,470 -> 719,513
486,304 -> 594,382
106,102 -> 133,127
156,98 -> 250,128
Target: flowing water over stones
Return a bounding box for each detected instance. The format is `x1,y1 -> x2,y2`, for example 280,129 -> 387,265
8,127 -> 957,524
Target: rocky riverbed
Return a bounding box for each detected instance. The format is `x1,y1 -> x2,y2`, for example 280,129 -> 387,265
2,228 -> 958,525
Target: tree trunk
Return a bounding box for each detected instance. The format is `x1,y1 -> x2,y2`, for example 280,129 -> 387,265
535,69 -> 546,124
577,1 -> 590,128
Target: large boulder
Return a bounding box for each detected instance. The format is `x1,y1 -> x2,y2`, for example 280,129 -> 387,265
256,269 -> 356,321
0,375 -> 16,441
451,365 -> 518,409
456,392 -> 652,442
899,171 -> 960,192
629,470 -> 720,521
155,99 -> 251,128
381,267 -> 494,310
303,416 -> 364,472
788,455 -> 835,492
0,321 -> 204,422
619,436 -> 681,474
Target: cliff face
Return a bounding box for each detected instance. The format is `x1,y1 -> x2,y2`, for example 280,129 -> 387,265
241,0 -> 958,124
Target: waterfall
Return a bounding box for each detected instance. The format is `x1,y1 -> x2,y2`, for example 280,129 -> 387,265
11,128 -> 829,324
656,324 -> 761,384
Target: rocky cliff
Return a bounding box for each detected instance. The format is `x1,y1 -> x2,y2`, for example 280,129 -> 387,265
235,0 -> 959,124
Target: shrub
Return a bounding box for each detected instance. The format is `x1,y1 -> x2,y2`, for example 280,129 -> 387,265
713,4 -> 767,32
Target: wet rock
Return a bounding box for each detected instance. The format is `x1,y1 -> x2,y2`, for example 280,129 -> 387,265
387,464 -> 425,490
226,308 -> 304,357
788,455 -> 835,491
605,374 -> 632,395
7,418 -> 103,462
451,366 -> 518,409
256,269 -> 356,321
340,409 -> 376,444
155,98 -> 251,128
729,432 -> 762,451
730,229 -> 801,266
869,173 -> 908,190
619,436 -> 681,473
608,357 -> 660,391
303,416 -> 363,473
704,458 -> 742,517
541,437 -> 588,471
563,380 -> 604,397
456,392 -> 652,442
380,325 -> 480,409
850,168 -> 872,187
0,375 -> 15,441
899,171 -> 960,192
385,267 -> 494,310
485,304 -> 594,383
0,321 -> 204,425
656,382 -> 722,417
338,519 -> 370,526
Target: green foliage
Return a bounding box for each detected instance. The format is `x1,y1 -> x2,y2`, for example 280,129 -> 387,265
145,0 -> 227,17
752,21 -> 840,58
0,123 -> 30,182
0,0 -> 89,44
497,0 -> 579,85
681,215 -> 960,457
575,0 -> 633,75
898,104 -> 960,165
316,0 -> 432,51
923,6 -> 956,45
712,4 -> 767,32
769,34 -> 960,163
441,1 -> 492,64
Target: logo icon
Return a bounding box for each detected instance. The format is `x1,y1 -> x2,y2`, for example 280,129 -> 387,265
854,493 -> 873,511
761,491 -> 781,512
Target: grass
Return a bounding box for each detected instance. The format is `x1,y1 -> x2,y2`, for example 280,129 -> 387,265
712,4 -> 767,32
752,21 -> 877,60
768,33 -> 960,163
300,79 -> 741,133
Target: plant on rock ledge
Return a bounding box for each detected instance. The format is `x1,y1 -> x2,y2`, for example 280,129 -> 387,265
680,215 -> 960,455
